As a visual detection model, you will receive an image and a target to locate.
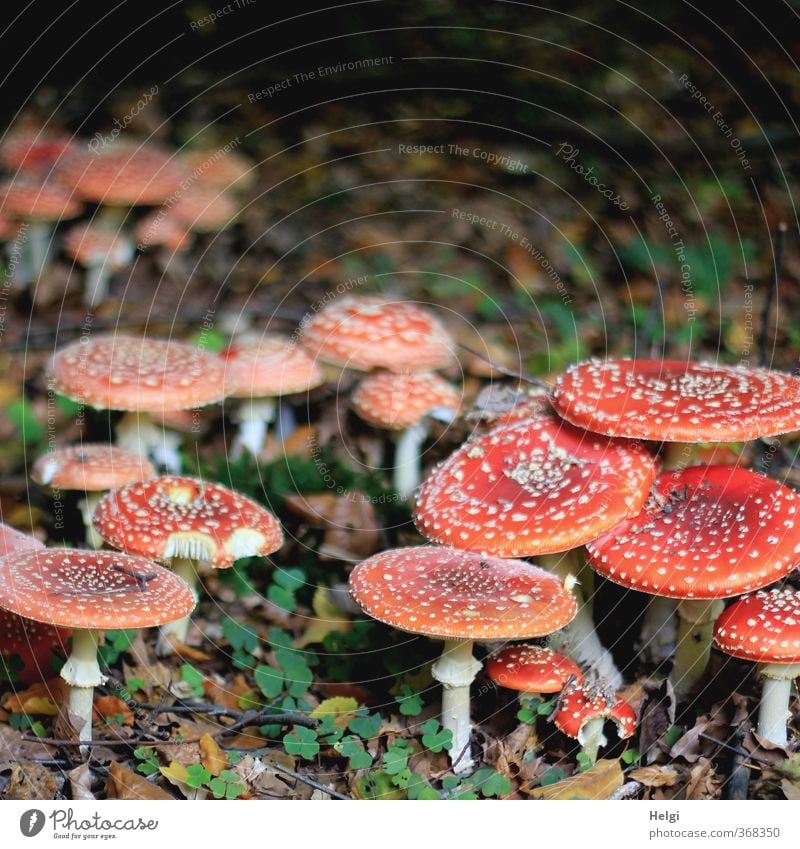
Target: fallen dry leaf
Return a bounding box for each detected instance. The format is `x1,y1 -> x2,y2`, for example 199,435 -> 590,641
199,732 -> 227,776
94,695 -> 134,726
2,679 -> 65,714
630,765 -> 679,788
530,758 -> 623,800
68,763 -> 95,800
5,762 -> 60,800
106,760 -> 172,800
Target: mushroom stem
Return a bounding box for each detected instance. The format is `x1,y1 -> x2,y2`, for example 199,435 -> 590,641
28,221 -> 53,284
60,628 -> 105,743
232,397 -> 276,458
116,411 -> 162,464
672,599 -> 725,699
79,492 -> 104,549
431,638 -> 481,775
578,716 -> 608,765
638,596 -> 678,664
150,427 -> 183,474
540,552 -> 622,690
274,401 -> 297,443
394,421 -> 428,500
83,261 -> 111,308
756,663 -> 800,746
156,558 -> 198,655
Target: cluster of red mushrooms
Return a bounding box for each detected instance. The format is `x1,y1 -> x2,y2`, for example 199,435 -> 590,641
1,292 -> 800,784
0,124 -> 253,307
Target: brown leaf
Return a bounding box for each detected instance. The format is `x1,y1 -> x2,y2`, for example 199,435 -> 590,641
0,725 -> 56,770
782,778 -> 800,800
93,695 -> 134,727
670,709 -> 728,764
199,732 -> 227,776
106,760 -> 172,800
684,757 -> 720,800
630,765 -> 679,787
638,679 -> 676,762
5,762 -> 60,800
530,758 -> 623,800
2,679 -> 65,714
68,763 -> 95,800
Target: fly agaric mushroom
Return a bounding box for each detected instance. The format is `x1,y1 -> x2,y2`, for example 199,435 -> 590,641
0,525 -> 69,685
299,295 -> 455,373
414,415 -> 657,687
352,370 -> 461,498
587,465 -> 800,699
62,222 -> 134,306
222,334 -> 325,457
486,644 -> 581,702
0,127 -> 75,175
349,546 -> 577,774
167,185 -> 239,234
93,475 -> 283,654
32,444 -> 156,547
0,548 -> 195,742
553,683 -> 637,764
54,141 -> 185,208
177,148 -> 256,191
714,590 -> 800,746
552,359 -> 800,442
0,177 -> 81,286
47,334 -> 227,468
135,208 -> 192,253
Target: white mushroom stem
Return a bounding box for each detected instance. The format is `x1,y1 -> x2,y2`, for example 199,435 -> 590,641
150,427 -> 183,474
394,407 -> 455,500
275,401 -> 297,443
578,716 -> 608,765
60,628 -> 105,743
672,599 -> 725,699
540,552 -> 622,691
83,261 -> 112,308
79,491 -> 105,549
232,397 -> 276,458
431,638 -> 481,775
115,411 -> 162,464
28,221 -> 53,284
756,663 -> 800,746
639,596 -> 678,665
156,558 -> 198,655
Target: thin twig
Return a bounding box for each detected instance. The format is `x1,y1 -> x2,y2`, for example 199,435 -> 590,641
214,709 -> 319,739
456,343 -> 552,391
269,761 -> 351,800
758,221 -> 788,367
21,734 -> 184,748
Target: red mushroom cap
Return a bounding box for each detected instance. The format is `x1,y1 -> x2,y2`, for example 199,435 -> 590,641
714,589 -> 800,663
0,548 -> 196,630
587,465 -> 800,600
168,185 -> 238,232
48,334 -> 228,412
63,223 -> 134,270
414,415 -> 657,557
222,334 -> 325,398
486,645 -> 582,693
553,685 -> 637,740
54,142 -> 185,206
32,444 -> 156,492
552,359 -> 800,442
348,546 -> 577,640
93,475 -> 284,569
0,177 -> 81,222
0,128 -> 76,174
177,149 -> 256,190
352,371 -> 461,430
299,295 -> 455,372
0,523 -> 44,555
135,209 -> 192,252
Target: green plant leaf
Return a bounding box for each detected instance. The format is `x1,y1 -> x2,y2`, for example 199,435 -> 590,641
283,726 -> 320,760
254,665 -> 284,699
348,711 -> 382,739
421,719 -> 452,752
180,664 -> 205,698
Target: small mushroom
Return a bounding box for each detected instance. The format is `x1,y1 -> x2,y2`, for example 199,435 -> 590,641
486,644 -> 582,704
0,548 -> 195,742
587,465 -> 800,699
47,334 -> 228,470
93,475 -> 283,654
352,370 -> 461,498
553,683 -> 637,764
714,589 -> 800,746
222,333 -> 324,458
32,443 -> 156,547
62,222 -> 134,307
299,295 -> 455,373
349,546 -> 577,775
